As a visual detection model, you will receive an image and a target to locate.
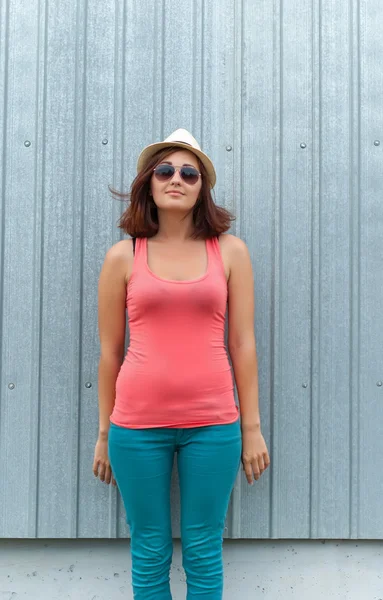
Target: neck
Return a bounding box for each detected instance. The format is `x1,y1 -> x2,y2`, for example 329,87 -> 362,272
155,210 -> 195,241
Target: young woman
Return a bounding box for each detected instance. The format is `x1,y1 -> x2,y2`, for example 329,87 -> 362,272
93,128 -> 270,599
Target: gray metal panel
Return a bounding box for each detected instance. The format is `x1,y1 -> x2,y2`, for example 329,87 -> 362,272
358,0 -> 383,538
77,0 -> 121,539
0,0 -> 382,539
275,0 -> 314,539
311,0 -> 354,539
36,0 -> 83,537
0,0 -> 41,537
233,0 -> 275,540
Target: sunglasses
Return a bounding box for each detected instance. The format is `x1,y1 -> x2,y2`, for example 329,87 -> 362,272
153,163 -> 201,185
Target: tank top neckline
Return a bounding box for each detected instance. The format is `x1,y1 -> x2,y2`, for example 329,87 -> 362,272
143,236 -> 211,285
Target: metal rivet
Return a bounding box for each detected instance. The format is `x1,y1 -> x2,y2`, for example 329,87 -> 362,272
226,145 -> 232,151
302,383 -> 308,388
300,143 -> 306,149
24,141 -> 31,147
8,383 -> 15,390
377,381 -> 382,387
102,139 -> 108,145
374,140 -> 380,146
85,382 -> 92,389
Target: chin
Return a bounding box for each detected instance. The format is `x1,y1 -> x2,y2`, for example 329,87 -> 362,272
158,197 -> 191,209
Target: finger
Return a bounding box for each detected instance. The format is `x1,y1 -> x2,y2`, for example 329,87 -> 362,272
98,463 -> 106,482
258,456 -> 265,473
104,465 -> 112,485
252,460 -> 261,481
92,459 -> 99,478
112,477 -> 117,487
243,462 -> 254,485
264,452 -> 271,468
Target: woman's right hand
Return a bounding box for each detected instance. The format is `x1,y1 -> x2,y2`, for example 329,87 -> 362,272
93,436 -> 117,486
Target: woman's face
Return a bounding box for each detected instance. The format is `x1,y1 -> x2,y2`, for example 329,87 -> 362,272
150,149 -> 202,213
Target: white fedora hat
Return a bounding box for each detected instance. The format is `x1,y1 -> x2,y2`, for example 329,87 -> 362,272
136,128 -> 216,188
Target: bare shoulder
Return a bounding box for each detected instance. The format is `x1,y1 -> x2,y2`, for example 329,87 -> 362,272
105,238 -> 133,259
217,233 -> 251,282
102,238 -> 134,285
218,233 -> 250,262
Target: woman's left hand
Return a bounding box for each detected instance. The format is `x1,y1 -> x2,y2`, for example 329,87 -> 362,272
241,427 -> 270,485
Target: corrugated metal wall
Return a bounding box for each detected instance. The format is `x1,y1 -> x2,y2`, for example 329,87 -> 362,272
0,0 -> 382,539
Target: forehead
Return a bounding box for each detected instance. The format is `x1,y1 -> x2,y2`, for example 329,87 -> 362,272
162,149 -> 199,167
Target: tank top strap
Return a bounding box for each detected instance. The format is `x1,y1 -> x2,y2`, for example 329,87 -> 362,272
206,235 -> 221,260
206,235 -> 227,280
131,237 -> 146,274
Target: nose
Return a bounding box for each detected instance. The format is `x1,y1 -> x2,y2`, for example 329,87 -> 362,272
170,169 -> 182,184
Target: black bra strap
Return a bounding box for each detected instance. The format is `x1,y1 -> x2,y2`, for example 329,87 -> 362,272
132,237 -> 136,256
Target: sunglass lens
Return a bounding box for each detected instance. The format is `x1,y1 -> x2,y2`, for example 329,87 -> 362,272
154,164 -> 175,181
180,167 -> 199,184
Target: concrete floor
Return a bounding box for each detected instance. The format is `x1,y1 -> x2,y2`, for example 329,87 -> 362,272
0,539 -> 382,599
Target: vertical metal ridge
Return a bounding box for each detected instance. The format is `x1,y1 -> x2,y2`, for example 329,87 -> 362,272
152,0 -> 164,141
112,0 -> 125,241
309,0 -> 321,539
191,0 -> 197,135
232,0 -> 243,236
191,0 -> 202,140
152,0 -> 158,138
69,0 -> 88,537
349,0 -> 361,539
230,0 -> 243,539
270,0 -> 282,538
160,0 -> 165,138
111,0 -> 126,537
239,0 -> 244,236
115,0 -> 126,241
34,0 -> 49,538
0,0 -> 9,389
200,0 -> 204,148
0,0 -> 9,534
28,0 -> 46,538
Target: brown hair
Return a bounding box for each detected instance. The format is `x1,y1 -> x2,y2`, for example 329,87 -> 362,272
108,146 -> 236,239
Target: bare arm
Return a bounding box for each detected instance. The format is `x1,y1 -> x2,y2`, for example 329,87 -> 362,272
97,242 -> 128,439
226,235 -> 270,484
227,236 -> 261,431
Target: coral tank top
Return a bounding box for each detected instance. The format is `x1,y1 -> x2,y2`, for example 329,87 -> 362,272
109,236 -> 239,429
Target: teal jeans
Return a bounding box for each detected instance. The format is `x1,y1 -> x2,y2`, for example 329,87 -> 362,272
108,418 -> 242,599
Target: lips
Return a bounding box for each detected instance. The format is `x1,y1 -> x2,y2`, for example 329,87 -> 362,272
166,191 -> 183,195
